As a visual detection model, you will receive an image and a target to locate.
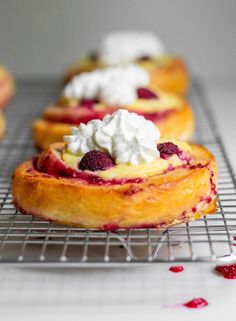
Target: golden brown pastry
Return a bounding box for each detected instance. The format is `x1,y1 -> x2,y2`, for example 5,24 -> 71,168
0,65 -> 14,109
65,56 -> 189,96
33,65 -> 194,150
65,31 -> 189,95
13,110 -> 216,229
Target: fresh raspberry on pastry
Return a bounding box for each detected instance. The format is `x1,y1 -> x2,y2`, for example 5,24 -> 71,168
79,150 -> 115,171
13,110 -> 217,229
137,87 -> 158,99
157,142 -> 181,159
64,31 -> 189,95
33,65 -> 194,150
0,65 -> 15,110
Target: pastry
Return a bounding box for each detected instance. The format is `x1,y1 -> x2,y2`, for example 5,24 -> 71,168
0,65 -> 14,109
13,110 -> 217,229
65,31 -> 189,95
33,65 -> 194,150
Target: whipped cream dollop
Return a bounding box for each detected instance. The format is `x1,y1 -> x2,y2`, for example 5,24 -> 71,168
63,65 -> 150,106
64,109 -> 160,165
99,31 -> 165,65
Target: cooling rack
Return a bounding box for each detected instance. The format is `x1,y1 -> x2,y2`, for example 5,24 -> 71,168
0,78 -> 236,266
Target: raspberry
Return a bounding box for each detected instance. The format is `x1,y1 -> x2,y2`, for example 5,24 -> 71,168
80,99 -> 96,109
137,55 -> 151,61
157,142 -> 180,159
79,150 -> 115,171
137,87 -> 157,99
89,51 -> 98,61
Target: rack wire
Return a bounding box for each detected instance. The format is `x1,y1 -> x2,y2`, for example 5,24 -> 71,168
0,78 -> 236,266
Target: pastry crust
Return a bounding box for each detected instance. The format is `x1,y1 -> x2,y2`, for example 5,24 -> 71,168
0,65 -> 14,109
0,111 -> 5,138
33,120 -> 70,150
157,102 -> 194,141
32,102 -> 194,150
65,56 -> 189,95
149,58 -> 189,95
12,143 -> 217,230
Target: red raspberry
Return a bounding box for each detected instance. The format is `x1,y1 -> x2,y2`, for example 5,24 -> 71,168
79,150 -> 115,171
157,142 -> 180,159
137,55 -> 151,61
80,99 -> 96,109
137,87 -> 157,99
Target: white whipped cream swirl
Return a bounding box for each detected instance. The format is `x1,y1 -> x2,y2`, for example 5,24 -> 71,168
64,109 -> 160,166
63,65 -> 149,106
99,31 -> 165,65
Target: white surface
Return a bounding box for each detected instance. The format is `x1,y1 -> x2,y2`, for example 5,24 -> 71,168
1,263 -> 235,321
2,81 -> 236,320
206,80 -> 236,172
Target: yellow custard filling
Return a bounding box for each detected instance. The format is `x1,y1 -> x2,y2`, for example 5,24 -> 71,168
62,139 -> 191,180
73,54 -> 173,70
127,90 -> 182,112
98,155 -> 181,180
59,89 -> 182,112
69,56 -> 104,71
137,55 -> 174,71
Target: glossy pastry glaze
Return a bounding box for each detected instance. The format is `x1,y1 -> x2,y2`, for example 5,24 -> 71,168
12,141 -> 217,229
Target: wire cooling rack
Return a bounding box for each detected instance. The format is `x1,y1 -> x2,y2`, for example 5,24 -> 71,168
0,78 -> 236,266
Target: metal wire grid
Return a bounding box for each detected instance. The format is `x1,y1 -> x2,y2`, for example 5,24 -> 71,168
0,79 -> 236,266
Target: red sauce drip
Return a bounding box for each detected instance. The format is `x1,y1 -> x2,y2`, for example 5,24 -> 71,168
35,157 -> 143,186
183,298 -> 208,309
209,169 -> 217,195
169,265 -> 184,273
46,109 -> 175,125
46,110 -> 109,125
136,109 -> 175,122
215,264 -> 236,279
102,222 -> 165,231
35,155 -> 213,187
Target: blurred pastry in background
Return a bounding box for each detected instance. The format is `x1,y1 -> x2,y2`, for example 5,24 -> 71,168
0,65 -> 15,109
33,65 -> 194,150
65,31 -> 189,95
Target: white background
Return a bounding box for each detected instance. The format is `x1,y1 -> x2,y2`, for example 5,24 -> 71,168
1,0 -> 236,82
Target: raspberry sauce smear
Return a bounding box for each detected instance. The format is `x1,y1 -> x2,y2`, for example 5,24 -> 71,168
183,298 -> 208,309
